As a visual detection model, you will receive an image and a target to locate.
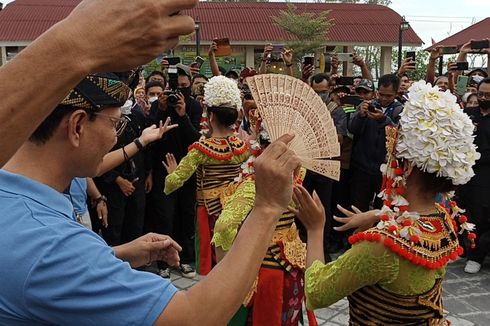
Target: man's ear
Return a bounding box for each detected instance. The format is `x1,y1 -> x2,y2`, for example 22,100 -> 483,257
66,110 -> 89,148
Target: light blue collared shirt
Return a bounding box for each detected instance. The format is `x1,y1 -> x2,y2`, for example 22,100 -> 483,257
0,169 -> 177,325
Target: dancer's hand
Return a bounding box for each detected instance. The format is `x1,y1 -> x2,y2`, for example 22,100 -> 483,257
162,153 -> 178,174
291,185 -> 326,232
333,205 -> 379,233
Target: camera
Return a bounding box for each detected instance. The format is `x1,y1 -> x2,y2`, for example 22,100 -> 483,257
165,57 -> 181,110
164,90 -> 180,107
368,102 -> 381,113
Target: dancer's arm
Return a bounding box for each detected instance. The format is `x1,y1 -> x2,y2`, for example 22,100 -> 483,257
164,149 -> 202,195
305,241 -> 398,309
213,178 -> 256,261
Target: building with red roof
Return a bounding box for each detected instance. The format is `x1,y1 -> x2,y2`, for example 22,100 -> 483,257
426,17 -> 490,51
0,0 -> 422,75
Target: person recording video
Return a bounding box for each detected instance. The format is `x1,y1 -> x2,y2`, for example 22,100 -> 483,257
145,63 -> 202,279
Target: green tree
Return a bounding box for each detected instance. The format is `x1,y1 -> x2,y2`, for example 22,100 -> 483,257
272,3 -> 333,73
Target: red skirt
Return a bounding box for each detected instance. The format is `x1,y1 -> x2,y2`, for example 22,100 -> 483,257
228,266 -> 317,326
195,205 -> 218,275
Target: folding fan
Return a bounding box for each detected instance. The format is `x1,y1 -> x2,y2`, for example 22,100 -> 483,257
246,74 -> 341,181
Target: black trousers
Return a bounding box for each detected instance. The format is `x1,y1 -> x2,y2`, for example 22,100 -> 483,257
145,170 -> 196,267
458,184 -> 490,264
102,179 -> 146,246
301,171 -> 333,261
349,168 -> 383,212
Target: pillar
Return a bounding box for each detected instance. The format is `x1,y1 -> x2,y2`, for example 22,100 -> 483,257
245,45 -> 255,68
342,45 -> 354,76
380,46 -> 392,76
0,46 -> 6,66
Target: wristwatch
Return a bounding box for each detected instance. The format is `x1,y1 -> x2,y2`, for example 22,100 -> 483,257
134,138 -> 145,150
94,195 -> 107,205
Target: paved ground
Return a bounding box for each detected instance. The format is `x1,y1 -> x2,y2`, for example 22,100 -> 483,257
156,257 -> 490,325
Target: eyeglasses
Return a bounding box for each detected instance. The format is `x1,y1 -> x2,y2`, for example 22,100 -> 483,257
477,91 -> 490,99
93,112 -> 128,136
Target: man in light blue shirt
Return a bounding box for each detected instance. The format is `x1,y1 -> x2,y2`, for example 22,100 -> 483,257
0,169 -> 178,325
0,71 -> 302,325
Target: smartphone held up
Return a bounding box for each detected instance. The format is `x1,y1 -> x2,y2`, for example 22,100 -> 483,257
303,54 -> 315,67
213,38 -> 232,57
470,39 -> 490,50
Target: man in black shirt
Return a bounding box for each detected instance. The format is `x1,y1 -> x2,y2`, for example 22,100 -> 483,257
348,74 -> 403,212
145,65 -> 201,278
460,78 -> 490,274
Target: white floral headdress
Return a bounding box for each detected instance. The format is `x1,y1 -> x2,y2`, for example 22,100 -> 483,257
204,75 -> 242,110
396,80 -> 480,185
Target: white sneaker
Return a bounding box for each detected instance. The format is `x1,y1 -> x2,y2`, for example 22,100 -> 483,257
158,268 -> 171,279
464,260 -> 481,274
180,264 -> 196,278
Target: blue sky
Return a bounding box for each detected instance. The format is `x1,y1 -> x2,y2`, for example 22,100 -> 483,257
2,0 -> 488,48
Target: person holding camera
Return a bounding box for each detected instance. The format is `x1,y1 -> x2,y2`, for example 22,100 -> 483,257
456,39 -> 490,78
145,65 -> 202,278
348,74 -> 404,212
396,57 -> 416,103
191,74 -> 209,98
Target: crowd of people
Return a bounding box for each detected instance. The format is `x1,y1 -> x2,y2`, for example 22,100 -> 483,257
107,40 -> 489,278
0,0 -> 489,324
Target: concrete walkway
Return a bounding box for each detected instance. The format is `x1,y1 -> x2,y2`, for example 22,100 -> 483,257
159,257 -> 490,325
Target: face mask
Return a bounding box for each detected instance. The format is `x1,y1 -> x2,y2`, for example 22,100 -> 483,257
148,96 -> 158,104
120,99 -> 133,115
318,92 -> 330,103
178,87 -> 191,100
478,99 -> 490,110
